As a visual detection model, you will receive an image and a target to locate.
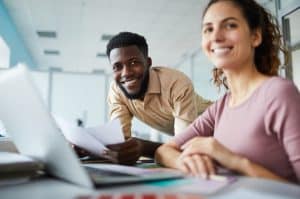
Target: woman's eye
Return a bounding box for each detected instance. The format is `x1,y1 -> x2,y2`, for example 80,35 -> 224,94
225,23 -> 237,29
203,27 -> 213,34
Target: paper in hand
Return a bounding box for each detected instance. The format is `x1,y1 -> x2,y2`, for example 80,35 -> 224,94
54,116 -> 124,157
85,119 -> 124,145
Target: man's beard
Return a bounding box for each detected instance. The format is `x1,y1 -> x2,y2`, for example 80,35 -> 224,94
118,71 -> 149,100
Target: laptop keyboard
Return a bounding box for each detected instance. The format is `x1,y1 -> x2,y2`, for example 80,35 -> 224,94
84,166 -> 134,177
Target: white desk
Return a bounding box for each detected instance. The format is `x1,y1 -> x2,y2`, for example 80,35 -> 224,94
1,139 -> 299,199
0,176 -> 299,199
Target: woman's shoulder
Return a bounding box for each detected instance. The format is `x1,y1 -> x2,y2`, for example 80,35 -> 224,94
259,76 -> 299,108
264,76 -> 299,96
208,92 -> 229,112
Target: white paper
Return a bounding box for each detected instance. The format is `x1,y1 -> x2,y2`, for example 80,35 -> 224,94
54,116 -> 124,156
85,119 -> 124,145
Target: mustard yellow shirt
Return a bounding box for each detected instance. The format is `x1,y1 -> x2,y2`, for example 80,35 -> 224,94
107,66 -> 212,138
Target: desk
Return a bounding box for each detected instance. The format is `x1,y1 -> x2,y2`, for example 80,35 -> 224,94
0,175 -> 299,199
1,139 -> 299,199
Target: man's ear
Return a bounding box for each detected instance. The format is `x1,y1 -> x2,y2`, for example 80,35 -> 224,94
147,57 -> 152,68
252,28 -> 262,48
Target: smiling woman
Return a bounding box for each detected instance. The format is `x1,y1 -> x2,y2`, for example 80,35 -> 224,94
155,0 -> 300,184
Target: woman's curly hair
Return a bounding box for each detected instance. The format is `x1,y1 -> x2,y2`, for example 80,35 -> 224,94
203,0 -> 288,90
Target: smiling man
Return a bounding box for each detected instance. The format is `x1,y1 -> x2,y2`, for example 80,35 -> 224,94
105,32 -> 212,165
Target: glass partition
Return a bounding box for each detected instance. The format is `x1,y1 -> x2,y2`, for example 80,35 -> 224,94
281,2 -> 300,88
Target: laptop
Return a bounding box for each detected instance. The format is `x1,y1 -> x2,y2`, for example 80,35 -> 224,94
0,65 -> 182,188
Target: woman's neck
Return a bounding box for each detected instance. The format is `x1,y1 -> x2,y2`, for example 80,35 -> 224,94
224,65 -> 268,107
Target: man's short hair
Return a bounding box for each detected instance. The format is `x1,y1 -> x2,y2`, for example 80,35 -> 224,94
106,32 -> 148,58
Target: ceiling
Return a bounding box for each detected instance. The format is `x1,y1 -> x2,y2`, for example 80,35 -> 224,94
3,0 -> 283,74
3,0 -> 210,73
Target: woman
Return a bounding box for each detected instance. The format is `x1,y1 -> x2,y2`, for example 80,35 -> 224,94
155,0 -> 300,183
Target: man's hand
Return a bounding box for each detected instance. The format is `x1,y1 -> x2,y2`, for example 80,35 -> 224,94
71,144 -> 91,157
106,137 -> 143,165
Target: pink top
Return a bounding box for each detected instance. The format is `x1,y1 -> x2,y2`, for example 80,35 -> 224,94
174,77 -> 300,182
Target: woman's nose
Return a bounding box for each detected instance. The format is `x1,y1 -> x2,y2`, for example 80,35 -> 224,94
212,27 -> 225,42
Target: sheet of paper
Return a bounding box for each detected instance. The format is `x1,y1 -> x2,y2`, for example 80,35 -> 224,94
54,116 -> 107,156
149,176 -> 236,195
175,177 -> 236,194
85,163 -> 181,175
86,119 -> 124,145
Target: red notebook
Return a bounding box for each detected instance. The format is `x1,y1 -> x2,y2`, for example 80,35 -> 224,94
76,193 -> 205,199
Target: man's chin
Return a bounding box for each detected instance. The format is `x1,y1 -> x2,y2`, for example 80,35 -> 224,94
118,85 -> 143,100
125,90 -> 140,97
117,71 -> 149,100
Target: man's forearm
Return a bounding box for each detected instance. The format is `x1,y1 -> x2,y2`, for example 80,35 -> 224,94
137,138 -> 162,158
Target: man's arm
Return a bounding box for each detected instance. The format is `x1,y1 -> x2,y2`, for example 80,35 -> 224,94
106,137 -> 162,165
138,138 -> 162,158
107,83 -> 133,138
172,82 -> 212,135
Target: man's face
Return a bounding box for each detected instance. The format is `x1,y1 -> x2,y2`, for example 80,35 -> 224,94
109,45 -> 151,99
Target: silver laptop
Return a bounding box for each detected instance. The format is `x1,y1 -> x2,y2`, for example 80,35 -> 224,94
0,65 -> 182,188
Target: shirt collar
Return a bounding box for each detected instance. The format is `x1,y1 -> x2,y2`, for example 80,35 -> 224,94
146,68 -> 161,94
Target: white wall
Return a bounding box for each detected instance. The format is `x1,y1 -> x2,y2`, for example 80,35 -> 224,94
176,50 -> 224,101
51,72 -> 106,127
30,71 -> 49,106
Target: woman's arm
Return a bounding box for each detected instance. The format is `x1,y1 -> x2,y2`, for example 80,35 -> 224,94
181,137 -> 289,182
155,140 -> 216,177
236,157 -> 289,182
155,141 -> 181,169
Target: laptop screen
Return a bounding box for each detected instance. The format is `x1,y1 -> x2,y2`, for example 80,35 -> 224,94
0,65 -> 93,188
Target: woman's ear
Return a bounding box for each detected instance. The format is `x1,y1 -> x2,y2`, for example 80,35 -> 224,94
252,28 -> 262,47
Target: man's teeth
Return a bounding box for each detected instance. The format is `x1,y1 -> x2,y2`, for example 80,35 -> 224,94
126,79 -> 135,83
123,79 -> 137,85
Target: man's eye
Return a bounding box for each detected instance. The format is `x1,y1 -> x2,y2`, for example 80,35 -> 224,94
130,60 -> 137,65
113,64 -> 122,71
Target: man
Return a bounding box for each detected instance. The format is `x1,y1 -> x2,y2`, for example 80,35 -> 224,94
105,32 -> 212,165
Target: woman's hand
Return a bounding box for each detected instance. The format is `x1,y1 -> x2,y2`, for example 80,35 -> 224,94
176,153 -> 216,178
181,137 -> 240,171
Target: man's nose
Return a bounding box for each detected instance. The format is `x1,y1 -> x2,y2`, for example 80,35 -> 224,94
121,65 -> 132,77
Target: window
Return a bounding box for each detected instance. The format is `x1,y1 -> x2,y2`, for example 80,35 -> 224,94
281,2 -> 300,88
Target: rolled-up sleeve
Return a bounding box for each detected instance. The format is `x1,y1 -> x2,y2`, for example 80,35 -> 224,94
107,83 -> 133,139
172,80 -> 211,136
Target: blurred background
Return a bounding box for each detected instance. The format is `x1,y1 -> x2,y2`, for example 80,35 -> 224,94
0,0 -> 299,141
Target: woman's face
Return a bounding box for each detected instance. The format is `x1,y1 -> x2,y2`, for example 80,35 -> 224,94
201,1 -> 261,70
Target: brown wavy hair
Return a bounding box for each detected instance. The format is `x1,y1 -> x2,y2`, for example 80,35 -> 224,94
203,0 -> 288,89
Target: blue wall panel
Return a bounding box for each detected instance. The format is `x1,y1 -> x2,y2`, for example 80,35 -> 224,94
0,0 -> 35,68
